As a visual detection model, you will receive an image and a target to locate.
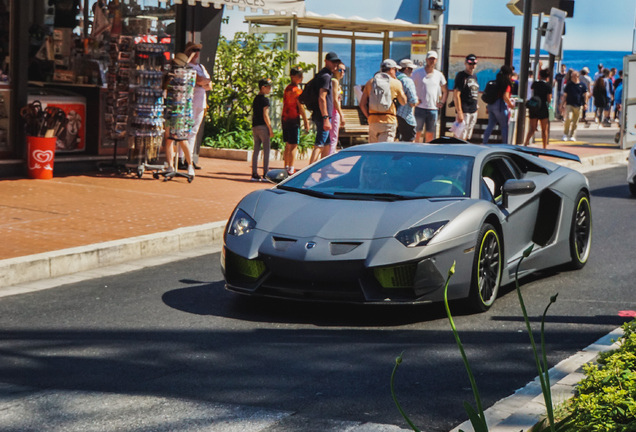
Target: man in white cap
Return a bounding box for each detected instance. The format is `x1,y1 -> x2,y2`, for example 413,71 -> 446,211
411,50 -> 448,142
395,59 -> 418,142
360,59 -> 407,142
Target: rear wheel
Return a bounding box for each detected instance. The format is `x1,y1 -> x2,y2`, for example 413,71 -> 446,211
569,192 -> 592,269
469,223 -> 502,312
629,182 -> 636,197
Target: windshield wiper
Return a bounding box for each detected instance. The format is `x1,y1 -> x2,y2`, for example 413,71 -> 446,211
332,192 -> 416,201
277,185 -> 331,198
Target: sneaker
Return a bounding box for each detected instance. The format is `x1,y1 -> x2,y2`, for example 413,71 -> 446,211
288,167 -> 295,175
562,134 -> 568,141
188,165 -> 195,177
192,162 -> 202,170
250,175 -> 261,182
164,166 -> 175,173
569,135 -> 576,141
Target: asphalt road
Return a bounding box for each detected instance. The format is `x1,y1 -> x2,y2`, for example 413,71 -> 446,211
0,166 -> 634,432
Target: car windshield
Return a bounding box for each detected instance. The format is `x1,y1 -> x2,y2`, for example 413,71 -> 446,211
279,151 -> 473,200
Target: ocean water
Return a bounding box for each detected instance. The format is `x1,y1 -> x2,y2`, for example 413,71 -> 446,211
298,41 -> 631,86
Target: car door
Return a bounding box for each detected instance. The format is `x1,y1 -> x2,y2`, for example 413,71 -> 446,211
480,156 -> 541,266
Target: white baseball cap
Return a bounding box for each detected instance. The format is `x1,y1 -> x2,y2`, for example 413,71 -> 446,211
399,59 -> 416,69
426,51 -> 439,59
381,58 -> 399,69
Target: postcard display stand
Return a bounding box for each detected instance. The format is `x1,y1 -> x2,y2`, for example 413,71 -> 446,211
125,43 -> 166,178
99,35 -> 134,173
156,65 -> 196,182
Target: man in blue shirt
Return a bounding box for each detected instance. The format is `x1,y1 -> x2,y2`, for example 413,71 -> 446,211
396,59 -> 418,142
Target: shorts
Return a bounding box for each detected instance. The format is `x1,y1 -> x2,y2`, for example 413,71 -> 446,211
313,117 -> 330,147
396,116 -> 416,142
414,107 -> 438,133
282,120 -> 300,144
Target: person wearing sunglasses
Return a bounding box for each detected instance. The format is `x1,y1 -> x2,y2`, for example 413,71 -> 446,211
453,54 -> 480,141
329,63 -> 347,154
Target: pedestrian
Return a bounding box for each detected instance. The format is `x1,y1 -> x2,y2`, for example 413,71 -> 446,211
282,67 -> 309,175
329,62 -> 346,154
614,70 -> 623,122
180,41 -> 211,173
560,69 -> 588,141
580,67 -> 593,124
554,64 -> 567,120
452,54 -> 480,141
593,63 -> 604,81
526,69 -> 534,102
411,51 -> 448,143
359,58 -> 407,143
308,51 -> 341,164
395,58 -> 418,142
524,68 -> 552,148
592,74 -> 608,126
602,68 -> 614,127
614,79 -> 623,123
483,65 -> 515,144
250,78 -> 273,181
511,71 -> 519,97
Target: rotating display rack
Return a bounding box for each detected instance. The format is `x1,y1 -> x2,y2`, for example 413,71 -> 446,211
98,35 -> 134,173
125,43 -> 166,178
155,64 -> 197,182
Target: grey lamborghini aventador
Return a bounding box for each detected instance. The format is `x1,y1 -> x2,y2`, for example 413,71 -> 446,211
221,142 -> 592,311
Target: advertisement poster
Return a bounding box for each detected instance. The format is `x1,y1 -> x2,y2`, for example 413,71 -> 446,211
28,95 -> 86,153
411,32 -> 429,67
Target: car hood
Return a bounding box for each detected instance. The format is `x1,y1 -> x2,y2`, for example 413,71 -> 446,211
247,189 -> 462,240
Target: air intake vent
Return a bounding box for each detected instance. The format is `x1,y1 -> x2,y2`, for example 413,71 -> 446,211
330,242 -> 362,256
272,236 -> 297,251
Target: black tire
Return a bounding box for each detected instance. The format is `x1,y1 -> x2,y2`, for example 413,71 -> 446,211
468,223 -> 502,312
629,182 -> 636,197
568,191 -> 592,269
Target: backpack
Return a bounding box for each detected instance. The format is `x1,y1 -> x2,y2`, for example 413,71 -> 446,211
298,75 -> 319,112
369,72 -> 393,112
527,95 -> 542,116
481,80 -> 498,104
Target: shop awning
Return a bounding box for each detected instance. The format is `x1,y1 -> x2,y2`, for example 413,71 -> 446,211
246,11 -> 437,33
172,0 -> 306,16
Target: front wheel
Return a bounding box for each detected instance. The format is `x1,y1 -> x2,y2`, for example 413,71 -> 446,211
568,192 -> 592,269
468,223 -> 502,312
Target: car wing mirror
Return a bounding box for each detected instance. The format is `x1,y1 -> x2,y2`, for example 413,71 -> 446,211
502,179 -> 536,207
265,169 -> 289,184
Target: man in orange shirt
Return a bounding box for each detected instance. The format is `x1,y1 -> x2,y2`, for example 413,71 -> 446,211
360,59 -> 407,142
282,67 -> 309,174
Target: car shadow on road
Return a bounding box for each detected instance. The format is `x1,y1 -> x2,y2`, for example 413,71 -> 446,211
161,281 -> 480,327
591,184 -> 632,199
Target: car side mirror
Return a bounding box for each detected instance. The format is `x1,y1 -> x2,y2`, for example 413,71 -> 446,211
502,179 -> 536,207
265,169 -> 289,184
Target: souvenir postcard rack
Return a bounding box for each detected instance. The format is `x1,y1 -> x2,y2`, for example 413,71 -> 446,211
124,42 -> 166,178
156,64 -> 196,182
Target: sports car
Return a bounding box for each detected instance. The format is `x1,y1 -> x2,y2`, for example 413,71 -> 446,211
221,141 -> 592,311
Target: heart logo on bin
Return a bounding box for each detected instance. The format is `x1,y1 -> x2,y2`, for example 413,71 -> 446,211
32,150 -> 54,164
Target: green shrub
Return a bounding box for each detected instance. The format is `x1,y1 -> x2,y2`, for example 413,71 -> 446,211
203,128 -> 316,154
557,320 -> 636,432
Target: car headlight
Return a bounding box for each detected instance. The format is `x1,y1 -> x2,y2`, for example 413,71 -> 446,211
395,221 -> 447,247
227,208 -> 256,237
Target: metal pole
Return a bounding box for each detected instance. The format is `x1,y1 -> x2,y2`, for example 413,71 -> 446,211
533,13 -> 543,78
515,0 -> 534,145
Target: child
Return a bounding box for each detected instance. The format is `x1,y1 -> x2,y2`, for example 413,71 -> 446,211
282,68 -> 309,175
251,78 -> 273,181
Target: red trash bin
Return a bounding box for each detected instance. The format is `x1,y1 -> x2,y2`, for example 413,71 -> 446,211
27,136 -> 57,179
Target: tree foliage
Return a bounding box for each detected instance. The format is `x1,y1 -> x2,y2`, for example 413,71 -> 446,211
207,30 -> 299,137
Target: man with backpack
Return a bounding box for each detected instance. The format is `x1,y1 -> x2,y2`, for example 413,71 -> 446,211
302,51 -> 341,164
359,59 -> 407,143
453,54 -> 480,141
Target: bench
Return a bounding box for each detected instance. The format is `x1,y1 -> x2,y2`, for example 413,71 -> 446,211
339,106 -> 368,146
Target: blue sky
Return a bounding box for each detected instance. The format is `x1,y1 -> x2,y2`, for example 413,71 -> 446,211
221,0 -> 636,51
